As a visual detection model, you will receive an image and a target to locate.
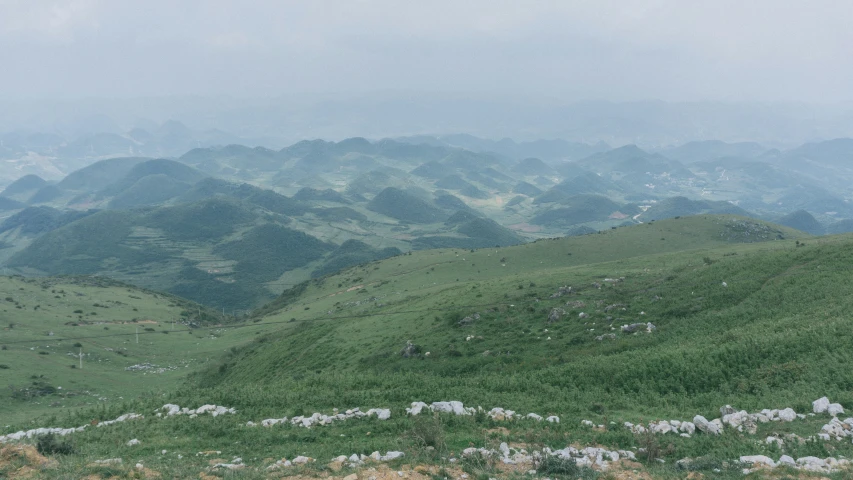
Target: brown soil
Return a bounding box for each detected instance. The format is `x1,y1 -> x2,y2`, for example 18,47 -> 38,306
0,445 -> 52,479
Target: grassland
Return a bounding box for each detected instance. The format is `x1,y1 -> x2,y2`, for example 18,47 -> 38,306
5,215 -> 853,478
0,276 -> 280,425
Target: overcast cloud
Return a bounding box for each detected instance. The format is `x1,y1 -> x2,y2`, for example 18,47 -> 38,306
1,0 -> 852,102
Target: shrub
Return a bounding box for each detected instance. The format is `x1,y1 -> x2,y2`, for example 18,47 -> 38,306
535,455 -> 598,479
406,414 -> 447,453
636,431 -> 675,464
37,433 -> 75,455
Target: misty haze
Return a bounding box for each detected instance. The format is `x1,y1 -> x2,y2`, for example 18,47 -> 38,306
1,1 -> 853,479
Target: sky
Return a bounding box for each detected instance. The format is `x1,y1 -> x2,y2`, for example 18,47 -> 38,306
1,0 -> 852,102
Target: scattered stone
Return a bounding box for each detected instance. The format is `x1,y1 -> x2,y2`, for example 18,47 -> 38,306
547,308 -> 565,323
740,455 -> 776,468
126,438 -> 140,446
158,404 -> 235,417
400,341 -> 420,358
621,322 -> 655,333
549,286 -> 572,298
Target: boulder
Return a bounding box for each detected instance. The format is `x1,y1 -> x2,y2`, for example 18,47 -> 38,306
740,455 -> 776,468
621,322 -> 655,333
778,408 -> 797,422
828,403 -> 845,417
649,422 -> 672,434
367,408 -> 391,420
380,451 -> 405,461
796,456 -> 826,468
430,401 -> 470,415
722,410 -> 747,428
813,397 -> 830,414
406,401 -> 429,415
693,415 -> 721,435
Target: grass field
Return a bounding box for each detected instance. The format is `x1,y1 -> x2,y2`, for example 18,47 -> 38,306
0,276 -> 280,425
4,215 -> 853,478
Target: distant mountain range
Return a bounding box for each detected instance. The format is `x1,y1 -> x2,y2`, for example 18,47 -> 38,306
1,134 -> 853,309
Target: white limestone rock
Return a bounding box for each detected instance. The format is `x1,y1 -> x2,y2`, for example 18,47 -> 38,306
828,403 -> 845,417
813,397 -> 830,414
740,455 -> 776,468
693,415 -> 721,435
778,408 -> 797,422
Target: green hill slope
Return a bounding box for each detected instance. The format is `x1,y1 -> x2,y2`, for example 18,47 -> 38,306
107,174 -> 192,209
367,187 -> 447,224
777,209 -> 824,235
100,159 -> 207,197
4,199 -> 269,307
27,185 -> 64,204
411,211 -> 526,250
530,194 -> 629,226
0,174 -> 48,197
640,196 -> 749,221
8,215 -> 853,480
215,215 -> 805,379
57,157 -> 149,191
0,275 -> 246,424
0,206 -> 96,236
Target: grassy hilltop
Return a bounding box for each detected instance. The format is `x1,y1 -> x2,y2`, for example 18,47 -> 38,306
6,215 -> 853,478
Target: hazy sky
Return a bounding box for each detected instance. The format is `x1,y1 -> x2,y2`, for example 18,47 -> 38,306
1,0 -> 852,102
